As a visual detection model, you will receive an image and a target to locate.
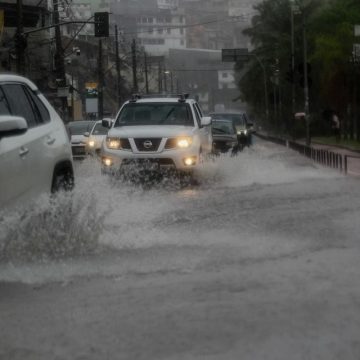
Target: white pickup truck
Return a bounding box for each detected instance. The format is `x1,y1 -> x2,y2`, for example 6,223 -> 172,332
101,94 -> 212,177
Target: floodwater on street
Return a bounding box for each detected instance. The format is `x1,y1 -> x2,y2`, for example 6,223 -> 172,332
1,138 -> 360,360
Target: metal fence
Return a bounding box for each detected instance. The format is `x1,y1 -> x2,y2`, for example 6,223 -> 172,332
287,140 -> 343,172
255,133 -> 360,175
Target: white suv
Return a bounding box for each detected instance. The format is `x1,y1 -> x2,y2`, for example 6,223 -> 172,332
101,95 -> 212,176
0,74 -> 74,208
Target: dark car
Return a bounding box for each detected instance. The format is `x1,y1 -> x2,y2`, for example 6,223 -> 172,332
211,119 -> 239,155
66,120 -> 97,159
209,111 -> 254,147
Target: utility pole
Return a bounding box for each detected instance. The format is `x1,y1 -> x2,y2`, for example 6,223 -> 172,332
170,72 -> 173,93
53,0 -> 67,121
158,61 -> 162,93
163,65 -> 167,93
115,25 -> 121,107
98,39 -> 104,119
71,72 -> 74,121
144,52 -> 149,94
16,0 -> 25,74
131,39 -> 138,93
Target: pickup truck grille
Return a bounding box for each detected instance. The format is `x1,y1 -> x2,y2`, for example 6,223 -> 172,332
120,138 -> 131,150
165,138 -> 177,149
134,138 -> 162,152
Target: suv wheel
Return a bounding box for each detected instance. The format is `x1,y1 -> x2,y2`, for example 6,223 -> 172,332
51,163 -> 74,193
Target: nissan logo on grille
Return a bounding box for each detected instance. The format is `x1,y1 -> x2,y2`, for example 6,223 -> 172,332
143,140 -> 153,149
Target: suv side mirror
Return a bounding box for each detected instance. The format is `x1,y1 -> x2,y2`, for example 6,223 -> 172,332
84,132 -> 90,137
102,118 -> 112,129
0,115 -> 28,138
247,122 -> 256,133
201,116 -> 212,127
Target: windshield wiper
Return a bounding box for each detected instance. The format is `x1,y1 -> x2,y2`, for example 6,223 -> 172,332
213,128 -> 228,134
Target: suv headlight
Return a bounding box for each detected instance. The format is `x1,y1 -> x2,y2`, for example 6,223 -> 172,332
177,137 -> 193,148
237,130 -> 248,135
88,140 -> 95,148
106,137 -> 121,149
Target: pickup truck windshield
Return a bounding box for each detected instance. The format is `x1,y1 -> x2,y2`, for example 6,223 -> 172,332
115,103 -> 194,127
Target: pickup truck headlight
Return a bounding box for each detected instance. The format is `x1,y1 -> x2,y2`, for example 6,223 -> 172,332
88,140 -> 95,148
177,137 -> 193,148
106,137 -> 121,149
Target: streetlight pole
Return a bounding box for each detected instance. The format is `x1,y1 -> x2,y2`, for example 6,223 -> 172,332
290,1 -> 296,114
252,53 -> 269,122
302,13 -> 310,146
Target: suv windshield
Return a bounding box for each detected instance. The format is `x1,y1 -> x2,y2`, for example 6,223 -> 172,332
115,103 -> 193,127
212,113 -> 246,127
212,120 -> 235,135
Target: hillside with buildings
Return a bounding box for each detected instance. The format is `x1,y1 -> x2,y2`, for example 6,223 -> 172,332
0,0 -> 260,117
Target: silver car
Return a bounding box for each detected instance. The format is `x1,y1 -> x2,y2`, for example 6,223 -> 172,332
84,120 -> 111,156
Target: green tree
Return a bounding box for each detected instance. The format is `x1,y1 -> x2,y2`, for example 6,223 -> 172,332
310,0 -> 360,139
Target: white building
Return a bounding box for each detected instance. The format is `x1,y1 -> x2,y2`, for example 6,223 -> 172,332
60,1 -> 93,38
137,9 -> 186,56
157,0 -> 179,10
218,70 -> 236,90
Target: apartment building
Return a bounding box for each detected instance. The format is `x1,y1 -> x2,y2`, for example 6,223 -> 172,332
110,0 -> 186,56
136,9 -> 186,55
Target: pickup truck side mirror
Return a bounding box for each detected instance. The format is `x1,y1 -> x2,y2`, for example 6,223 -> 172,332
102,118 -> 113,129
84,132 -> 90,137
0,115 -> 28,138
200,116 -> 212,127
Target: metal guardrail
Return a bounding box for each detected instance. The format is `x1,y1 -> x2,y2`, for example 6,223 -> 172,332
287,140 -> 343,172
344,155 -> 360,175
256,133 -> 360,175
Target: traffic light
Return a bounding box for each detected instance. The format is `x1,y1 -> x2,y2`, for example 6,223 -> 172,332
15,33 -> 27,51
94,12 -> 109,37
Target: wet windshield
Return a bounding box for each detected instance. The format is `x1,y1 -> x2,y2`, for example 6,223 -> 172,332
91,123 -> 109,135
212,120 -> 235,134
115,103 -> 194,127
68,122 -> 95,135
212,113 -> 246,127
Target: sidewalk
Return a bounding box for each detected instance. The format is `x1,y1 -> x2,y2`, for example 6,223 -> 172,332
256,132 -> 360,176
298,140 -> 360,176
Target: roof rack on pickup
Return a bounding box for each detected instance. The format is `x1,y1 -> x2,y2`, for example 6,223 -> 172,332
129,93 -> 190,102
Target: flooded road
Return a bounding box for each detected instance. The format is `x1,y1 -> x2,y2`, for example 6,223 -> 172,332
1,139 -> 360,360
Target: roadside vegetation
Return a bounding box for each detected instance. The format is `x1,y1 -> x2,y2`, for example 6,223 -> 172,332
236,0 -> 360,144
